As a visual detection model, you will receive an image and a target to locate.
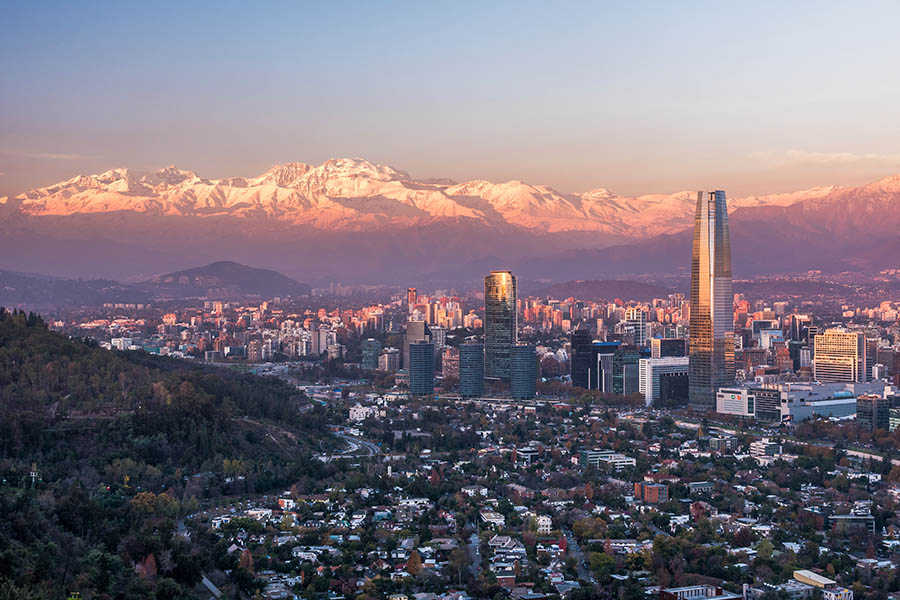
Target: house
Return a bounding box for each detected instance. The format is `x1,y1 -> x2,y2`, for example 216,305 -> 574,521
462,485 -> 488,498
536,515 -> 553,534
481,511 -> 506,528
659,585 -> 742,600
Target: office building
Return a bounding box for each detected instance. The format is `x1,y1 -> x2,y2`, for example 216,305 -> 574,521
408,341 -> 435,396
403,319 -> 432,370
510,344 -> 537,400
407,287 -> 417,307
360,338 -> 382,370
624,307 -> 648,346
441,347 -> 459,378
659,372 -> 689,407
813,329 -> 866,383
639,356 -> 690,407
484,270 -> 517,379
857,394 -> 889,432
613,344 -> 643,395
589,341 -> 619,391
459,343 -> 485,397
378,347 -> 400,372
689,190 -> 735,411
651,338 -> 688,359
570,327 -> 593,389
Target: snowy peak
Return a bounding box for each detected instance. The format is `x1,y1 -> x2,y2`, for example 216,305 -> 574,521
10,158 -> 880,236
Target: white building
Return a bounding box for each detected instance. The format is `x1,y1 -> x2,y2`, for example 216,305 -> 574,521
639,357 -> 689,406
536,515 -> 553,534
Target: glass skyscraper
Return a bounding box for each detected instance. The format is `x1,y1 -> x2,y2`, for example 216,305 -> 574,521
510,344 -> 537,399
409,341 -> 435,396
689,190 -> 735,411
484,270 -> 517,379
459,343 -> 485,397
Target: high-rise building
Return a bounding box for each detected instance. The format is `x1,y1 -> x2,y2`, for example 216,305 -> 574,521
360,338 -> 382,370
409,341 -> 435,396
407,287 -> 417,307
484,270 -> 517,379
857,394 -> 889,432
689,190 -> 735,411
378,347 -> 400,372
441,347 -> 460,378
651,338 -> 687,359
589,341 -> 619,391
813,329 -> 866,383
459,343 -> 485,397
403,319 -> 431,369
613,345 -> 643,395
570,328 -> 593,389
624,308 -> 648,346
510,344 -> 537,399
639,357 -> 690,407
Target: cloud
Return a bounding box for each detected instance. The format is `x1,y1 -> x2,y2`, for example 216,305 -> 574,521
0,149 -> 94,161
751,149 -> 900,167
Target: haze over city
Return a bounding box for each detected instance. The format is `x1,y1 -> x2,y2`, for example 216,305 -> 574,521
3,4 -> 900,600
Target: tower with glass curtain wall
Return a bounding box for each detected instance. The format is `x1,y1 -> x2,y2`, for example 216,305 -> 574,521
484,270 -> 517,379
689,190 -> 735,411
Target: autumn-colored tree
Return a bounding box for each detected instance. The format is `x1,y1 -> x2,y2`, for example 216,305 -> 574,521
407,550 -> 423,576
584,482 -> 593,501
239,549 -> 255,574
137,553 -> 157,578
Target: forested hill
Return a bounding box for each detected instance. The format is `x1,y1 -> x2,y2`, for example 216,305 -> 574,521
0,308 -> 330,598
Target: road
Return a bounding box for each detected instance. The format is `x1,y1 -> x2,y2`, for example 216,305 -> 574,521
564,529 -> 596,586
467,532 -> 481,578
316,432 -> 380,461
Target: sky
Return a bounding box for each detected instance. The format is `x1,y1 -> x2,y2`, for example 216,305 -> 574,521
2,1 -> 900,198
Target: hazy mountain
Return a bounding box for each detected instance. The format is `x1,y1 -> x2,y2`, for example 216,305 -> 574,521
1,158 -> 899,283
0,270 -> 149,308
530,280 -> 675,302
143,260 -> 311,299
0,262 -> 310,306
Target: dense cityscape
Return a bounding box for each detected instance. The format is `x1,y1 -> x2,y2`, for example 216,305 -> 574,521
5,4 -> 900,600
3,192 -> 900,600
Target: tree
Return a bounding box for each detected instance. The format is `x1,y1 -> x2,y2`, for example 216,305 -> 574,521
448,547 -> 469,586
407,551 -> 423,576
239,549 -> 255,575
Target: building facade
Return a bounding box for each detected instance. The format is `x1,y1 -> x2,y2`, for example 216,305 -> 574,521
484,271 -> 517,379
459,343 -> 485,398
408,341 -> 435,396
813,329 -> 866,383
510,344 -> 537,400
689,190 -> 735,411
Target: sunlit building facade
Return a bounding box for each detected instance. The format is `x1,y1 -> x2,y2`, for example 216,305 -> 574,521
484,270 -> 517,379
689,190 -> 735,411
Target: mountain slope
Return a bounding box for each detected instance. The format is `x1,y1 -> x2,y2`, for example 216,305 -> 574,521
143,260 -> 312,298
3,158 -> 900,281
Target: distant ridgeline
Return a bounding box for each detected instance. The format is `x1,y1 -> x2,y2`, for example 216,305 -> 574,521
0,307 -> 332,597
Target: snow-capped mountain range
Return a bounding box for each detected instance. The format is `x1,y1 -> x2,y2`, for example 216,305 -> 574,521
1,157 -> 838,237
3,157 -> 900,283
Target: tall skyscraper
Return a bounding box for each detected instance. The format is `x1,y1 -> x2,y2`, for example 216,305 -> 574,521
407,287 -> 417,307
409,341 -> 435,396
459,343 -> 485,397
570,328 -> 593,389
360,338 -> 382,370
403,319 -> 431,369
510,344 -> 537,399
813,328 -> 866,383
689,190 -> 735,411
484,270 -> 517,379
